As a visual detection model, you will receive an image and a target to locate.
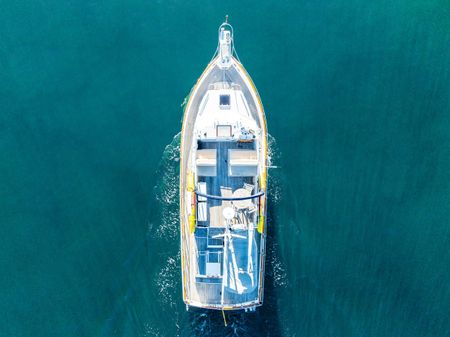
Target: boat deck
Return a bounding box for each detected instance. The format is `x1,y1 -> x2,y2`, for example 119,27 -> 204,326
179,42 -> 268,310
187,140 -> 262,307
198,140 -> 255,227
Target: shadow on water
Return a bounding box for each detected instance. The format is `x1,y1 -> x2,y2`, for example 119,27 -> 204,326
98,133 -> 288,337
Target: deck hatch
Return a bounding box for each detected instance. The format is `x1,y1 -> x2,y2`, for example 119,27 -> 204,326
216,125 -> 232,137
219,94 -> 230,107
228,149 -> 258,176
196,149 -> 217,177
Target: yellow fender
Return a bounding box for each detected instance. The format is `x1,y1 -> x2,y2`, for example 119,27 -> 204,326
188,190 -> 197,233
189,207 -> 196,233
257,215 -> 265,234
259,171 -> 267,190
187,172 -> 195,192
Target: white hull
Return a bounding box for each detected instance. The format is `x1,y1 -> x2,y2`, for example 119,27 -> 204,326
180,22 -> 268,311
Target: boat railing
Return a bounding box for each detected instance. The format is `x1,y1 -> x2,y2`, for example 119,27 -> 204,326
210,16 -> 241,64
208,82 -> 242,90
195,190 -> 264,201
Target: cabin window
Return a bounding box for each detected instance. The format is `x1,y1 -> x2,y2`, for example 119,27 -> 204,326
219,95 -> 230,107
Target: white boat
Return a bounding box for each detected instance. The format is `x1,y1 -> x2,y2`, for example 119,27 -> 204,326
180,19 -> 268,311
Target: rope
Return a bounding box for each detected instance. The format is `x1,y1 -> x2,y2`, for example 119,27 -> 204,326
195,190 -> 264,201
222,310 -> 228,327
232,46 -> 241,63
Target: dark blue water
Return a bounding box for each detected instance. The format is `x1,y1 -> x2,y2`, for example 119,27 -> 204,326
1,1 -> 450,336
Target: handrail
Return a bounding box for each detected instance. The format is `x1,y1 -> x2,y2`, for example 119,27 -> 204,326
218,22 -> 234,41
195,190 -> 264,201
211,16 -> 241,63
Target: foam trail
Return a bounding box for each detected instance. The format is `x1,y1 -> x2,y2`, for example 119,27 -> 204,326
151,132 -> 181,240
148,133 -> 288,336
149,132 -> 184,336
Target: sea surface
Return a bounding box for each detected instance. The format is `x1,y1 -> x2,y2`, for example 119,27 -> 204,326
1,1 -> 450,336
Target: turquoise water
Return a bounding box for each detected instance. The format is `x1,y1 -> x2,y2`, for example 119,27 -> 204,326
1,1 -> 450,336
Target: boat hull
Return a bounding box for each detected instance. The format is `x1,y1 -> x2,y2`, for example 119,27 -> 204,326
180,54 -> 268,310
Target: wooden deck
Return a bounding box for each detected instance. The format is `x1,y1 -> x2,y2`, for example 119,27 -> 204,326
198,140 -> 255,227
186,140 -> 262,307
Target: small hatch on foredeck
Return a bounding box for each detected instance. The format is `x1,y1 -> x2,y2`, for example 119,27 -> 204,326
216,125 -> 232,137
219,94 -> 230,108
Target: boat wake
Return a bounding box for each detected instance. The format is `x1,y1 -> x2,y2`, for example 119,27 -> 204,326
266,135 -> 288,289
148,133 -> 288,336
100,131 -> 288,336
268,134 -> 282,204
156,254 -> 180,308
150,133 -> 184,334
150,132 -> 181,240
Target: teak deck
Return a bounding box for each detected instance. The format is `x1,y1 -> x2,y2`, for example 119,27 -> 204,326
187,140 -> 261,306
